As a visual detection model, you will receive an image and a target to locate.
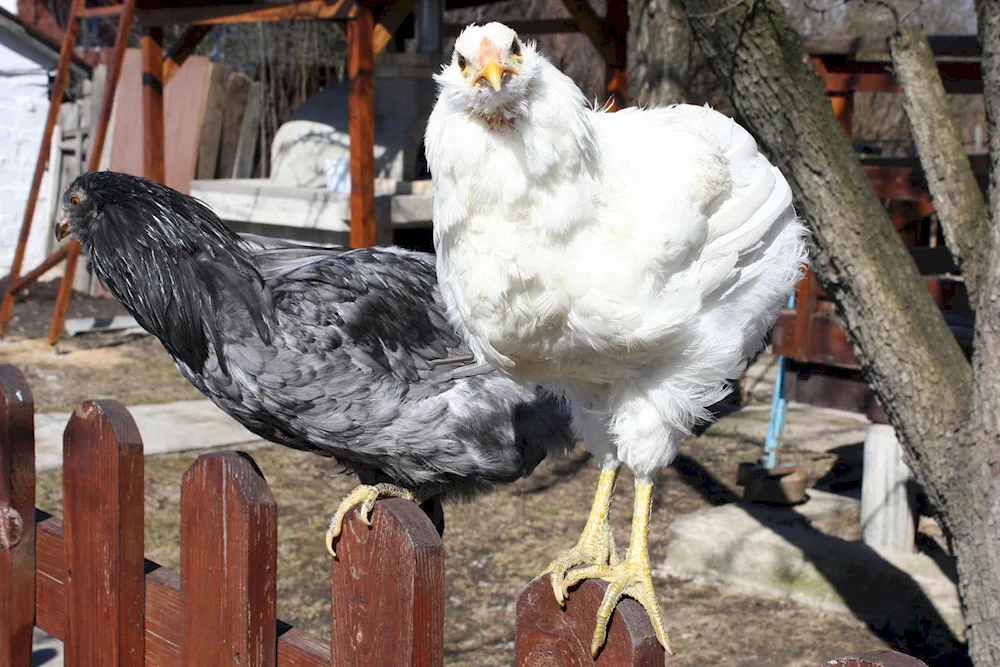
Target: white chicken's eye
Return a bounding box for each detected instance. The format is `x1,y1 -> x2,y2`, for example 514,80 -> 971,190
511,40 -> 521,56
457,55 -> 468,70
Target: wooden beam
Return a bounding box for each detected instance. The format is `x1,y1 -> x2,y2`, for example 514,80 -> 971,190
162,25 -> 212,85
559,0 -> 615,66
141,26 -> 165,184
138,0 -> 354,26
49,0 -> 138,346
372,0 -> 415,55
604,0 -> 626,110
0,1 -> 82,335
6,246 -> 70,296
348,4 -> 377,248
443,18 -> 581,38
804,34 -> 981,62
77,4 -> 127,18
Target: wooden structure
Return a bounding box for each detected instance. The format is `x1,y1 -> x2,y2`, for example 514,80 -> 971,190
0,0 -> 628,345
0,363 -> 933,665
772,35 -> 983,422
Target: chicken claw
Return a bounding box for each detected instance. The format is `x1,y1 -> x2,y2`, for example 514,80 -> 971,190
546,466 -> 620,606
326,483 -> 415,556
563,482 -> 672,657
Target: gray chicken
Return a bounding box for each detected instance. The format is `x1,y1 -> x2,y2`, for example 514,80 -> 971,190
55,170 -> 574,554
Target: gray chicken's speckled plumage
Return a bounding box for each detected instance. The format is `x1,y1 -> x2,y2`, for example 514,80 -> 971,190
61,170 -> 574,502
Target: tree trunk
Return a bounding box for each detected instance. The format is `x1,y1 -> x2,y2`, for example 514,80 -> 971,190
890,26 -> 989,302
965,3 -> 1000,664
628,0 -> 692,106
677,0 -> 1000,661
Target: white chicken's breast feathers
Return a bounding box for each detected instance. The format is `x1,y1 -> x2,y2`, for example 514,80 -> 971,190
427,24 -> 808,477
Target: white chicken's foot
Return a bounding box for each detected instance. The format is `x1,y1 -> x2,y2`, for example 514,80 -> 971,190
546,465 -> 621,606
562,481 -> 672,657
325,483 -> 416,557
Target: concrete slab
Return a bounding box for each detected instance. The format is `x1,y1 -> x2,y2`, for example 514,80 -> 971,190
661,490 -> 963,650
706,402 -> 871,455
32,628 -> 61,666
34,399 -> 259,471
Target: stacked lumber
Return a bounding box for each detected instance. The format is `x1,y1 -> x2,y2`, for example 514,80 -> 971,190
106,48 -> 263,193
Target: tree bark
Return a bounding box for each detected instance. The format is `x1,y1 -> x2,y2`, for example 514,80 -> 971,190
889,26 -> 989,303
628,0 -> 692,106
965,3 -> 1000,664
678,0 -> 1000,661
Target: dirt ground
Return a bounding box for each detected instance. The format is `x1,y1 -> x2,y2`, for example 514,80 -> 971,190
5,283 -> 960,666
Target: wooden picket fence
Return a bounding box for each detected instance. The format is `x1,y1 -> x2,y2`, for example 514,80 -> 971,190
0,363 -> 929,666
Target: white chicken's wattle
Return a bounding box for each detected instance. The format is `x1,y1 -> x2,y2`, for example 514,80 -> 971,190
425,21 -> 808,656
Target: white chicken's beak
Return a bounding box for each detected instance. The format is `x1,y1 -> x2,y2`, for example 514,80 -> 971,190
476,59 -> 511,92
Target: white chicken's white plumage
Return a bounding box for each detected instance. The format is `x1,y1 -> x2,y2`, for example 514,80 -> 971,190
426,21 -> 808,656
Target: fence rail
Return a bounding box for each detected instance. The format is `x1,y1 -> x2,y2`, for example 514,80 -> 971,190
0,363 -> 930,666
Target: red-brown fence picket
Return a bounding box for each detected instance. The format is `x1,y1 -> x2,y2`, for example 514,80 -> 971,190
0,363 -> 932,667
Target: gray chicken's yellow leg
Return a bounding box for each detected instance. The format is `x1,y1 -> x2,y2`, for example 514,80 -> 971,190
562,481 -> 672,656
325,483 -> 415,556
546,465 -> 620,606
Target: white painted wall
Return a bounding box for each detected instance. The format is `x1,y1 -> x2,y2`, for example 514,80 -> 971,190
0,0 -> 54,279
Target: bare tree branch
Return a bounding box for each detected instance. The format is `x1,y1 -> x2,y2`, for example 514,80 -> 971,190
889,25 -> 989,302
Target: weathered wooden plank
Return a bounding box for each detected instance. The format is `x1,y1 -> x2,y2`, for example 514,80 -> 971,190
181,452 -> 278,667
62,401 -> 145,666
217,72 -> 252,180
33,512 -> 328,667
348,5 -> 378,248
231,82 -> 264,178
195,63 -> 231,180
0,367 -> 35,667
330,499 -> 444,666
515,576 -> 663,665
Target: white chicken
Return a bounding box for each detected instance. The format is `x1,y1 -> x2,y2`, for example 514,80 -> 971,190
425,22 -> 808,656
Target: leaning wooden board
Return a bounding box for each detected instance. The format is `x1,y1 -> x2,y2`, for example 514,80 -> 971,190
108,49 -> 215,193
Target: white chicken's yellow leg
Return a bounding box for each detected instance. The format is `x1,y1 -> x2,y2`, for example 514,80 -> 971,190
563,481 -> 672,656
546,465 -> 621,606
325,483 -> 415,556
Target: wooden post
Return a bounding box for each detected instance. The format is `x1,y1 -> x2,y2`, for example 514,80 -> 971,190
515,576 -> 663,665
348,4 -> 378,249
180,452 -> 278,667
605,0 -> 627,110
0,1 -> 83,334
141,26 -> 166,184
0,366 -> 35,667
62,400 -> 145,666
861,424 -> 918,553
330,499 -> 444,666
824,649 -> 929,667
47,0 -> 138,345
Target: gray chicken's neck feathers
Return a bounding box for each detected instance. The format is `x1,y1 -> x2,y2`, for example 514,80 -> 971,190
82,178 -> 272,376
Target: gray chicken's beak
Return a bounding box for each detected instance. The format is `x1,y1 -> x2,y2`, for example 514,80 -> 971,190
55,215 -> 71,242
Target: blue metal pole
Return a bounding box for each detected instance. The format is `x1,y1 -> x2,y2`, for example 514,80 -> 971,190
762,291 -> 796,470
